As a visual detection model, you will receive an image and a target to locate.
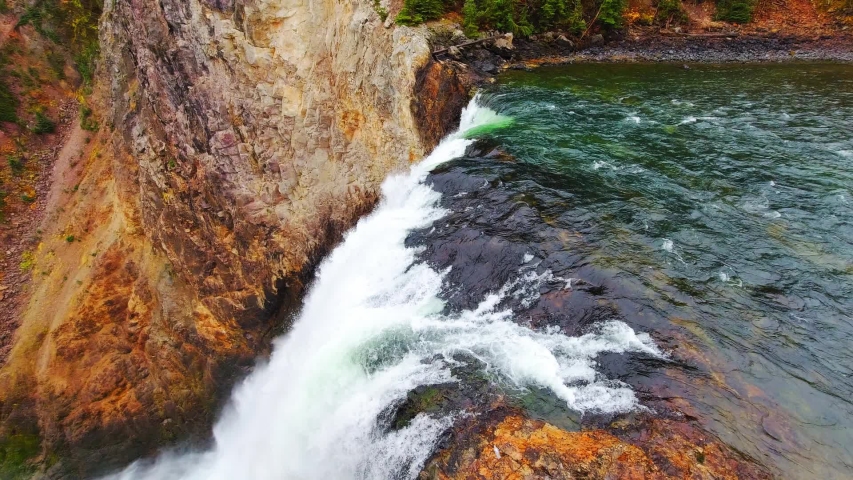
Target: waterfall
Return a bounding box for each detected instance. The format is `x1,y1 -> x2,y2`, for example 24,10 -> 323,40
105,96 -> 661,480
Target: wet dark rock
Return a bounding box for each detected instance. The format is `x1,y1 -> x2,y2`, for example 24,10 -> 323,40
412,60 -> 475,151
406,138 -> 781,480
474,61 -> 498,74
386,357 -> 498,432
556,35 -> 575,50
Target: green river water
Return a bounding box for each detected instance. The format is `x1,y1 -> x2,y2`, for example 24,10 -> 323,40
471,63 -> 853,478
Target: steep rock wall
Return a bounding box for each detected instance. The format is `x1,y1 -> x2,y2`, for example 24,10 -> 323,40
105,0 -> 431,340
0,0 -> 469,477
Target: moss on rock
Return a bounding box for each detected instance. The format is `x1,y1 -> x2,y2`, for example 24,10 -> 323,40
0,433 -> 40,479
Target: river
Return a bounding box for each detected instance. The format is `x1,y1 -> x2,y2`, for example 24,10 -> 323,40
107,63 -> 853,479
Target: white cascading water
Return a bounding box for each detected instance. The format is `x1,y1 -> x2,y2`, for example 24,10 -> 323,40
106,97 -> 663,480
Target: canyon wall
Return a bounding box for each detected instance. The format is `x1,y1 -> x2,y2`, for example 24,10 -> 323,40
0,0 -> 468,477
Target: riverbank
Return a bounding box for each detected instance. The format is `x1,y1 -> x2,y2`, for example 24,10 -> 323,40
434,31 -> 853,82
426,0 -> 852,74
513,32 -> 853,65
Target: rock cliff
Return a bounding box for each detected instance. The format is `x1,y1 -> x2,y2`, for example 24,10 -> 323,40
0,0 -> 469,477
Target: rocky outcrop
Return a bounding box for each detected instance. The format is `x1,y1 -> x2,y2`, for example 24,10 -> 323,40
422,411 -> 772,480
0,0 -> 470,477
412,61 -> 472,150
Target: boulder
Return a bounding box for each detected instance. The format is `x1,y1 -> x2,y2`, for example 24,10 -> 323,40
494,32 -> 514,50
556,35 -> 575,49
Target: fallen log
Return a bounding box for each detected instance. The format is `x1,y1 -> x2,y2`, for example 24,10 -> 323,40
432,35 -> 502,59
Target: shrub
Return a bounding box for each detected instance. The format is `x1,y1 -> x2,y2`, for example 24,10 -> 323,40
462,0 -> 480,36
80,105 -> 98,131
597,0 -> 628,27
8,155 -> 24,175
20,251 -> 36,271
17,2 -> 61,42
74,41 -> 98,89
461,0 -> 533,36
715,0 -> 756,23
0,433 -> 40,478
32,111 -> 56,134
373,0 -> 389,21
46,50 -> 66,80
396,0 -> 448,25
404,0 -> 614,35
15,0 -> 103,88
539,0 -> 586,32
656,0 -> 687,24
0,78 -> 17,124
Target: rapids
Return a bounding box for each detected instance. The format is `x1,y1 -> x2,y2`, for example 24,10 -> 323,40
420,63 -> 853,479
104,97 -> 662,480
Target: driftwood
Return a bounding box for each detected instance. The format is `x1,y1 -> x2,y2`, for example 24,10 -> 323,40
432,35 -> 502,59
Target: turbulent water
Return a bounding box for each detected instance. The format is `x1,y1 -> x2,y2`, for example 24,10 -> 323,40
108,64 -> 853,480
429,63 -> 851,479
106,98 -> 662,480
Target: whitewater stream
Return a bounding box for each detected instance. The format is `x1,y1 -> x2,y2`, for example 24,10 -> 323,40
106,97 -> 662,480
108,63 -> 853,480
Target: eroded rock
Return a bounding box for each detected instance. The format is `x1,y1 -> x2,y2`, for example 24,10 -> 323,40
0,0 -> 471,477
422,412 -> 772,480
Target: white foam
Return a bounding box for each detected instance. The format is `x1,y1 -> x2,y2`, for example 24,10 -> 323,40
102,96 -> 662,480
719,269 -> 742,287
592,160 -> 618,171
501,268 -> 573,308
741,196 -> 770,215
662,239 -> 674,252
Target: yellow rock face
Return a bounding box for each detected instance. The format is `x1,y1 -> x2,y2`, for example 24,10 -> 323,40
0,0 -> 474,477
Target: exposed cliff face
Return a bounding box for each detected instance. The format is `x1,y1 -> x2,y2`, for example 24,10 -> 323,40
0,0 -> 469,477
104,0 -> 433,340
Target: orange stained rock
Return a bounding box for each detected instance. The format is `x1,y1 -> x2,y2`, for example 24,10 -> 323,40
435,415 -> 662,480
426,413 -> 772,480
